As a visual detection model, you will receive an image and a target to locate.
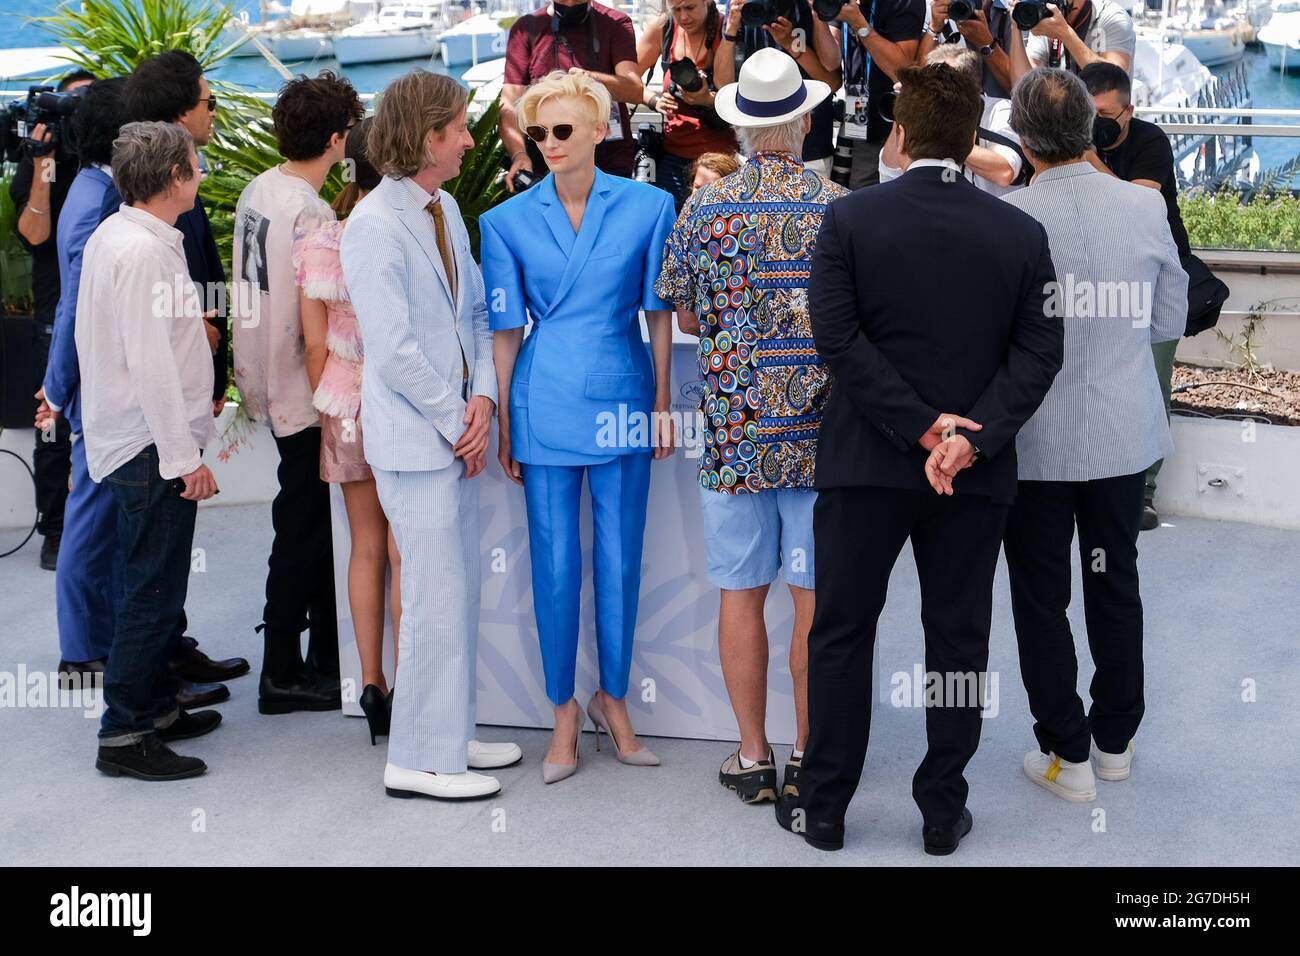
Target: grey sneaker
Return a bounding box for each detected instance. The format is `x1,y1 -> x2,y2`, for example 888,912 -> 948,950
719,750 -> 777,804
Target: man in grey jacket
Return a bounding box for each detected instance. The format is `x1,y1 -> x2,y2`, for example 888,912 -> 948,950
999,68 -> 1187,802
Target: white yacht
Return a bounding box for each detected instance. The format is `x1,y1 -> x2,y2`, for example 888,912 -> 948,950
1177,14 -> 1249,65
332,2 -> 452,66
1258,0 -> 1300,68
225,0 -> 379,61
438,11 -> 513,67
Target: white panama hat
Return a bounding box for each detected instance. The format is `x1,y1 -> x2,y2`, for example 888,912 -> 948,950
714,47 -> 832,128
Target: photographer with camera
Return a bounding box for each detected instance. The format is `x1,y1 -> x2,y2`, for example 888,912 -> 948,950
8,68 -> 93,571
714,0 -> 843,175
879,45 -> 1025,193
917,0 -> 1016,97
636,0 -> 738,208
829,0 -> 926,188
501,1 -> 643,192
1017,0 -> 1135,77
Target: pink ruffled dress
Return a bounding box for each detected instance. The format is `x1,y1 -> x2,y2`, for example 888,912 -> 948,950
293,219 -> 372,483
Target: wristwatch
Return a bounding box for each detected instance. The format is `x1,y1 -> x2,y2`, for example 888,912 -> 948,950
923,25 -> 943,41
722,30 -> 741,42
978,42 -> 995,56
856,23 -> 872,39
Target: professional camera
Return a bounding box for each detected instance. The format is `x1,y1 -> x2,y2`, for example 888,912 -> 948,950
0,85 -> 84,164
1012,0 -> 1070,30
948,0 -> 979,20
812,0 -> 845,21
667,57 -> 704,95
741,0 -> 798,28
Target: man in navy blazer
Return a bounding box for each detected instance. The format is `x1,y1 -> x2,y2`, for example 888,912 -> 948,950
786,63 -> 1063,855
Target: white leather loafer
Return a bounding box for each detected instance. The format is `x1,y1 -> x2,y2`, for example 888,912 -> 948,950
468,739 -> 523,770
383,762 -> 501,800
1091,740 -> 1135,781
1023,749 -> 1096,802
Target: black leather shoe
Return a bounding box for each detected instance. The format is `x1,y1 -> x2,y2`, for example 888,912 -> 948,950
58,657 -> 107,677
774,794 -> 845,851
96,733 -> 207,781
170,644 -> 251,683
923,806 -> 973,856
258,670 -> 342,715
40,533 -> 60,571
1140,503 -> 1159,532
176,681 -> 230,709
157,709 -> 222,742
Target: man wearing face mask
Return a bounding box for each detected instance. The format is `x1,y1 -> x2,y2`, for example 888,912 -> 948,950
1080,61 -> 1190,532
501,1 -> 643,191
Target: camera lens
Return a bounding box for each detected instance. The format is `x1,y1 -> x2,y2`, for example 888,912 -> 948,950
813,0 -> 843,21
1012,0 -> 1047,29
740,0 -> 770,27
949,0 -> 976,20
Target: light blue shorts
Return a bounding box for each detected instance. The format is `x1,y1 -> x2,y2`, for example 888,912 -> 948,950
698,486 -> 817,591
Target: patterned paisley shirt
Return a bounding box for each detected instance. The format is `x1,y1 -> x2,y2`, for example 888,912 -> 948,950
655,152 -> 846,493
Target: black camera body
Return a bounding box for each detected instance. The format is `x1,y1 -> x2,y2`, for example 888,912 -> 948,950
741,0 -> 799,28
0,85 -> 84,164
512,168 -> 537,192
812,0 -> 844,21
948,0 -> 979,21
1013,0 -> 1071,30
667,57 -> 705,95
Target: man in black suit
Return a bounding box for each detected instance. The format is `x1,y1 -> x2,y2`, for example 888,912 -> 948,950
778,62 -> 1063,854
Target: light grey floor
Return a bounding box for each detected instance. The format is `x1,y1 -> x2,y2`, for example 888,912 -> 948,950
1,503 -> 1296,867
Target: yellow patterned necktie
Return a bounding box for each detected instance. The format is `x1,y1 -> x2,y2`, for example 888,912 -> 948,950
427,198 -> 468,395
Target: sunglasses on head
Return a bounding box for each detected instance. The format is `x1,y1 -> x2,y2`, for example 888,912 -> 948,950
525,123 -> 574,144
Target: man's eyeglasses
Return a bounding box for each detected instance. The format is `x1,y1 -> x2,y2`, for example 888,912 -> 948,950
525,123 -> 574,144
199,95 -> 217,113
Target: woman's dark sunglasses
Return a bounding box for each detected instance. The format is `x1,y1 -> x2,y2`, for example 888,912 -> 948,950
525,123 -> 574,144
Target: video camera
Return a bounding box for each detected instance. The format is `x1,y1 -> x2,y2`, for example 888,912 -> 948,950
0,85 -> 85,164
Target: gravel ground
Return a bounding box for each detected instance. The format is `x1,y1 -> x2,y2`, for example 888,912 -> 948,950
1171,363 -> 1300,426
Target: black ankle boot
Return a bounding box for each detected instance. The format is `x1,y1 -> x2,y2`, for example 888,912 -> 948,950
257,627 -> 340,715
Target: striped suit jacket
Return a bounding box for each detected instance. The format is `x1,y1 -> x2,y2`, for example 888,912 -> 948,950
1002,162 -> 1189,482
340,175 -> 496,473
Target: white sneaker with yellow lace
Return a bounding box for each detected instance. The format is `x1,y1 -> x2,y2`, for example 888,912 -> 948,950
1023,749 -> 1097,802
1091,741 -> 1135,781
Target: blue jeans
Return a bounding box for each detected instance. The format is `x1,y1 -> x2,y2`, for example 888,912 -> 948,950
99,445 -> 196,745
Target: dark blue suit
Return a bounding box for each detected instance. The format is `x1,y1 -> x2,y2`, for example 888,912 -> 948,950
43,166 -> 117,662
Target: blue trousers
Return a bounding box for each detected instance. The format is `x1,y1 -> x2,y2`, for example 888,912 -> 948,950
100,445 -> 193,745
522,453 -> 652,706
56,435 -> 117,663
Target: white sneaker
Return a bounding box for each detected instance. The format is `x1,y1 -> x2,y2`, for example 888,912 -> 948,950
1023,749 -> 1097,802
1091,740 -> 1135,781
468,739 -> 523,770
383,762 -> 501,800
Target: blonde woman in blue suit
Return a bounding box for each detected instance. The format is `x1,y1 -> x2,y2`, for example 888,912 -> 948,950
481,70 -> 677,785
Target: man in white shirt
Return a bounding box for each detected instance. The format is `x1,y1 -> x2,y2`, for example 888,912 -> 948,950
880,45 -> 1025,194
77,121 -> 220,781
231,72 -> 362,713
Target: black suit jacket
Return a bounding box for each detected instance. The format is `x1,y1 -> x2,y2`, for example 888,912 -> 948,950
99,183 -> 228,401
810,165 -> 1063,504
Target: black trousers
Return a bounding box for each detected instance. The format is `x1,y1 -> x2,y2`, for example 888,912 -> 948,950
1003,471 -> 1146,763
802,486 -> 1009,830
262,427 -> 336,665
33,326 -> 71,537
